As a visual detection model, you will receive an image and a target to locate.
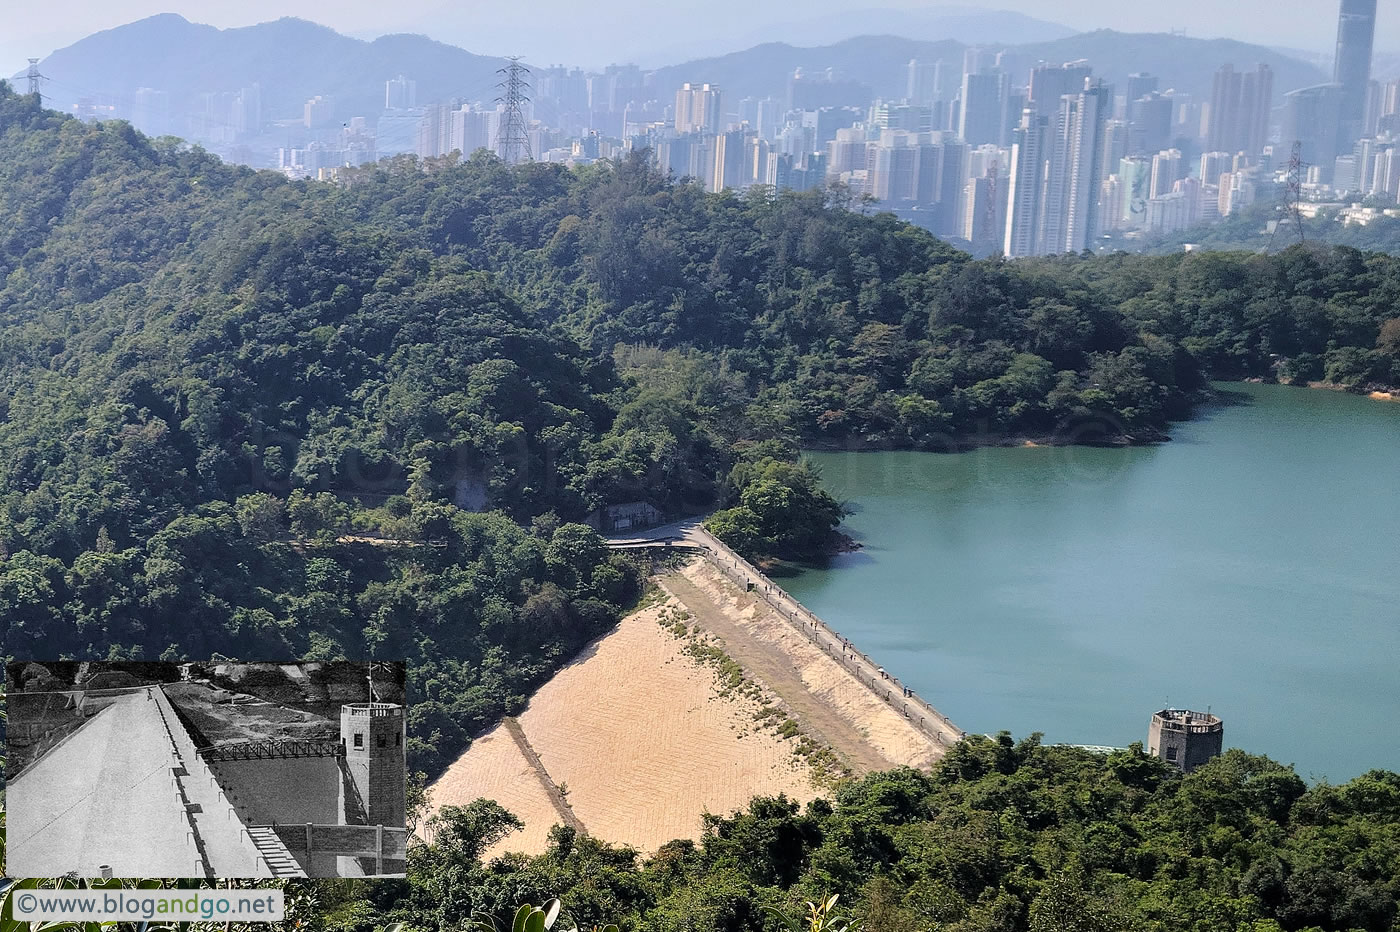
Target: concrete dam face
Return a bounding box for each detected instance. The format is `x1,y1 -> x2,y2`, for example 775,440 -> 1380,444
210,757 -> 343,827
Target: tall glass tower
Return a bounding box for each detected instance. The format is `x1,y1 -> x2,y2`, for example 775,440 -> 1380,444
1333,0 -> 1377,146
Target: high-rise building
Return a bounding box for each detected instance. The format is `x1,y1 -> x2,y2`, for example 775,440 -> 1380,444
1370,147 -> 1400,200
233,84 -> 261,138
1098,174 -> 1124,232
871,101 -> 934,133
1123,73 -> 1158,122
1205,64 -> 1273,159
963,46 -> 996,76
711,127 -> 752,191
1150,148 -> 1184,199
913,137 -> 967,234
1039,80 -> 1113,253
1118,156 -> 1152,225
1333,154 -> 1360,193
826,126 -> 869,175
1284,84 -> 1345,182
385,75 -> 416,110
907,60 -> 948,104
1333,0 -> 1377,148
1380,79 -> 1400,134
1200,151 -> 1233,185
450,106 -> 499,157
1128,92 -> 1173,156
959,70 -> 1008,146
867,132 -> 920,202
1099,119 -> 1129,185
675,83 -> 722,134
1004,109 -> 1048,256
1028,61 -> 1092,117
755,98 -> 783,141
303,95 -> 335,129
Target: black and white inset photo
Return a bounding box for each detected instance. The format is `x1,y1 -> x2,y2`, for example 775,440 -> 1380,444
5,660 -> 406,879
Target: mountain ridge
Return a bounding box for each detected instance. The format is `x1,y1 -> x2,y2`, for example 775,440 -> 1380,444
14,14 -> 1327,128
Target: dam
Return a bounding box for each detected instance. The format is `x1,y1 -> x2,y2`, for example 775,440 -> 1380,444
608,519 -> 964,752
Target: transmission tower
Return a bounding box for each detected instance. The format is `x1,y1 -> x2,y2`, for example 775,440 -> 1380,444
26,59 -> 44,102
494,57 -> 533,165
1268,141 -> 1307,251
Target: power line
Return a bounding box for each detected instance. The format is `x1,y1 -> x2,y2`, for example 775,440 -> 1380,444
494,57 -> 532,165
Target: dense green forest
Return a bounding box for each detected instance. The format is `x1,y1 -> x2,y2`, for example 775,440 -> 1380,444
2,80 -> 1400,777
308,737 -> 1399,932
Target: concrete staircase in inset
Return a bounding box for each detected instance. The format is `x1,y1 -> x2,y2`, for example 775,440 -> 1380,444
246,827 -> 307,877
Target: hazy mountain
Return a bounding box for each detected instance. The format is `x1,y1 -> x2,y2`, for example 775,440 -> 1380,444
12,14 -> 510,123
649,36 -> 965,105
637,5 -> 1074,65
655,30 -> 1329,105
14,14 -> 1329,133
1373,51 -> 1400,82
1001,30 -> 1329,103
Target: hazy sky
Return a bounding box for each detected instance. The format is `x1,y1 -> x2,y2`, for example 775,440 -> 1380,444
4,0 -> 1396,75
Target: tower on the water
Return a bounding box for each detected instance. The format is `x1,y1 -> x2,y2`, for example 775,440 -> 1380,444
1147,709 -> 1223,773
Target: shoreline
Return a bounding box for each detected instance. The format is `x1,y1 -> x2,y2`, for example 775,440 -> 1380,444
802,377 -> 1399,463
1245,375 -> 1400,402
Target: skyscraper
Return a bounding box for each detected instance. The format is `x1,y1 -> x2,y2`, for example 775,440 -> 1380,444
1284,84 -> 1344,182
1149,148 -> 1184,199
1123,73 -> 1158,122
1205,64 -> 1273,159
959,70 -> 1008,146
1333,0 -> 1377,148
1038,80 -> 1113,253
1128,92 -> 1174,156
1004,110 -> 1048,256
1028,61 -> 1092,117
385,75 -> 417,110
906,60 -> 949,105
675,83 -> 722,135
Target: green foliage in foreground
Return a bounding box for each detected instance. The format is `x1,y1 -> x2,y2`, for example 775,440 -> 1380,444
301,738 -> 1400,932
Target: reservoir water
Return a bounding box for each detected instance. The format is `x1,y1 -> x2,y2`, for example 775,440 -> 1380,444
786,383 -> 1400,781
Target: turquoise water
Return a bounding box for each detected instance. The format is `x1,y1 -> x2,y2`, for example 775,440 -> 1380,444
786,384 -> 1400,781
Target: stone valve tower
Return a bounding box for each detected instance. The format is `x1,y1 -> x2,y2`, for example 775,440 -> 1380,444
340,703 -> 406,828
1147,708 -> 1223,773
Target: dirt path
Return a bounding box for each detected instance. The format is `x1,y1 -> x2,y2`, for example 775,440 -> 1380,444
660,572 -> 897,774
502,717 -> 585,835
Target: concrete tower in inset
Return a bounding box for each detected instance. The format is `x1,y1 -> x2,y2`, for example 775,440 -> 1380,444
1147,709 -> 1223,773
340,703 -> 405,827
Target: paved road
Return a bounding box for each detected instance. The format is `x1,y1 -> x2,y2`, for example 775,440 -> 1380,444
9,691 -> 199,877
605,517 -> 707,548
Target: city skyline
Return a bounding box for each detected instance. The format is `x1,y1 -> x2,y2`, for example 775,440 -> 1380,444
5,0 -> 1400,78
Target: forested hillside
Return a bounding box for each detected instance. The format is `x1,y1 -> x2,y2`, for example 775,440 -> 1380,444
339,737 -> 1399,932
2,82 -> 1400,779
